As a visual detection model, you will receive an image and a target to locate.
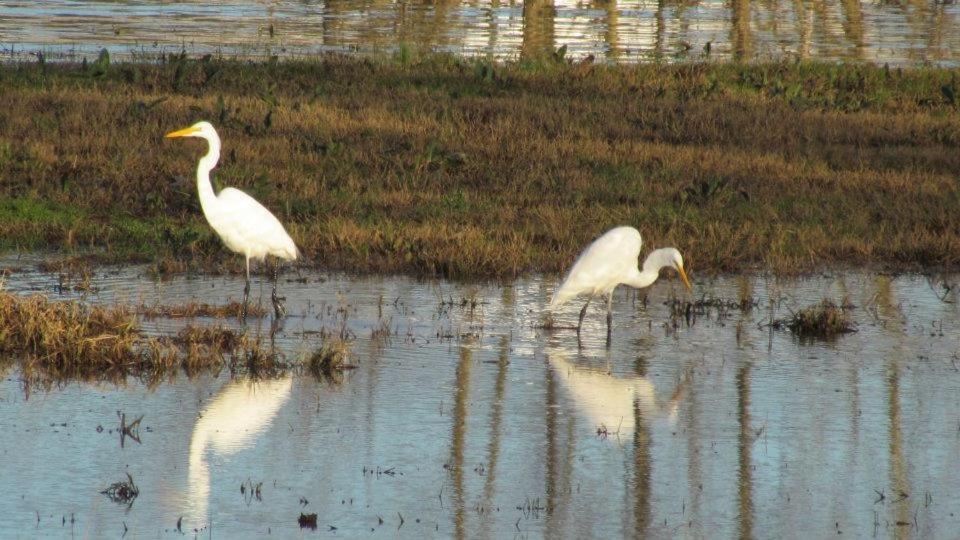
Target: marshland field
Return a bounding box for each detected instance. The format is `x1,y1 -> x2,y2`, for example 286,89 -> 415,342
2,1 -> 960,538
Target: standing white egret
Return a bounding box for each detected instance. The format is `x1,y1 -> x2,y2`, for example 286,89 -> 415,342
165,121 -> 299,319
549,226 -> 692,339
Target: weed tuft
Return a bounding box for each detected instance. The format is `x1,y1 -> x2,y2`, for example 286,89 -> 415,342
139,300 -> 265,319
307,339 -> 353,380
771,299 -> 857,338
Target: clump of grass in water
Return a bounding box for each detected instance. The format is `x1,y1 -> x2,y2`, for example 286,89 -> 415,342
307,338 -> 353,381
139,300 -> 266,319
772,299 -> 856,338
0,291 -> 143,374
174,324 -> 241,349
0,291 -> 287,383
228,333 -> 289,378
171,324 -> 241,374
371,315 -> 393,341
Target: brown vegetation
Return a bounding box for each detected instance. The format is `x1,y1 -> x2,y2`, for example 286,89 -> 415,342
771,298 -> 857,338
0,290 -> 284,383
1,56 -> 959,277
307,338 -> 353,382
138,300 -> 265,319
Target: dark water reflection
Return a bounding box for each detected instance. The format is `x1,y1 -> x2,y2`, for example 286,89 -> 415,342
2,262 -> 960,537
3,0 -> 958,65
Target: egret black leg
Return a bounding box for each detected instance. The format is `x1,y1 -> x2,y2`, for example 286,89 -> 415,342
577,296 -> 592,335
242,257 -> 251,322
605,292 -> 614,345
271,258 -> 286,319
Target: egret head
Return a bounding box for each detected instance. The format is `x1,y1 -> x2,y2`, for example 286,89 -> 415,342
663,248 -> 692,291
165,121 -> 217,140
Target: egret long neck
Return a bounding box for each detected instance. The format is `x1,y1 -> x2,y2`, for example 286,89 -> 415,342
624,249 -> 672,289
196,135 -> 221,214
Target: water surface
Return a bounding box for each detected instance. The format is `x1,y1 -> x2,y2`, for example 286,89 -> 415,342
1,260 -> 960,537
3,0 -> 958,65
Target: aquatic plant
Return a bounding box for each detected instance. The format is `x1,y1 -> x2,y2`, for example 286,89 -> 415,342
307,338 -> 353,380
771,299 -> 857,338
0,291 -> 288,382
139,300 -> 265,319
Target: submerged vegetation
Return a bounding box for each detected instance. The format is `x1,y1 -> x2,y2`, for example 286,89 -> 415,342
1,55 -> 960,277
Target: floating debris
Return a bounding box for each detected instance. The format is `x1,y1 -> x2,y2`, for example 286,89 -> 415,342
101,473 -> 139,508
298,513 -> 318,530
117,412 -> 143,448
241,478 -> 263,505
666,294 -> 758,317
535,312 -> 577,331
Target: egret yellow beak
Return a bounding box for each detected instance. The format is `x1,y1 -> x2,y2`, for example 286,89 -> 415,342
165,126 -> 200,138
678,264 -> 692,291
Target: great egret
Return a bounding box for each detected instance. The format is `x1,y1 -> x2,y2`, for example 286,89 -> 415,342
165,121 -> 298,319
549,226 -> 692,338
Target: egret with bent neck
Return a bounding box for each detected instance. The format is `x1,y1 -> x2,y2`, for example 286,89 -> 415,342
550,226 -> 692,340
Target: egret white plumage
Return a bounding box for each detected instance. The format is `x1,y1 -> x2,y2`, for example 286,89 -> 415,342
549,226 -> 691,338
165,121 -> 298,319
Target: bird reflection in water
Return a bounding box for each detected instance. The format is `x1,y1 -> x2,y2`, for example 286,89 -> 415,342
545,344 -> 689,437
188,376 -> 293,524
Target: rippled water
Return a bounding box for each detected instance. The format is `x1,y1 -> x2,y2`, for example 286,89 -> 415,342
2,0 -> 959,65
1,258 -> 960,538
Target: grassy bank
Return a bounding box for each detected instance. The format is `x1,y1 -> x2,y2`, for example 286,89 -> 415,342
1,55 -> 959,277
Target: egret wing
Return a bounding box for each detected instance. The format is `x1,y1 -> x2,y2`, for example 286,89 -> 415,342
210,187 -> 298,260
550,226 -> 642,308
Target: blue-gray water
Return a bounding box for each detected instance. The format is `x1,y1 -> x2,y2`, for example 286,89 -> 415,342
2,0 -> 959,65
1,258 -> 960,538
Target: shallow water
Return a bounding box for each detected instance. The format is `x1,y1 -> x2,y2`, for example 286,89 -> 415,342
3,0 -> 959,65
1,258 -> 960,538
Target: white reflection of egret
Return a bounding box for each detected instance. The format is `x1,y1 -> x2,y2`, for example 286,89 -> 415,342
188,377 -> 293,523
546,346 -> 685,435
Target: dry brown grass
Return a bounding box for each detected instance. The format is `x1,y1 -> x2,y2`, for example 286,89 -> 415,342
770,298 -> 857,339
0,290 -> 286,382
0,290 -> 144,375
2,57 -> 959,276
139,300 -> 265,319
307,338 -> 353,382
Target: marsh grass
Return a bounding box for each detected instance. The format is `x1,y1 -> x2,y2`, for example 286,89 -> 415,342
307,338 -> 353,382
0,291 -> 143,374
771,298 -> 857,338
229,334 -> 288,378
0,291 -> 287,382
139,300 -> 266,319
2,56 -> 960,276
